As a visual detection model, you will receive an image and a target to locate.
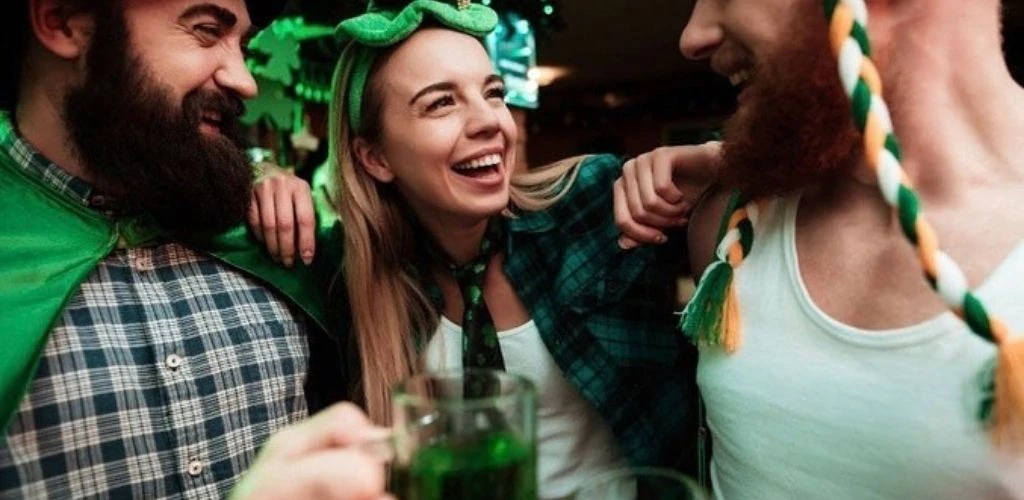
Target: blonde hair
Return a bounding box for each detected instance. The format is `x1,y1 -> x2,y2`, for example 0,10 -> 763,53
327,42 -> 585,423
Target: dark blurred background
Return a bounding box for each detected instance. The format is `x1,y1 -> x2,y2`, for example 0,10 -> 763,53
526,0 -> 1024,164
257,0 -> 1024,172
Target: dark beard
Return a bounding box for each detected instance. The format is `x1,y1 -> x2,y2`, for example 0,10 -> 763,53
64,5 -> 252,236
719,8 -> 862,198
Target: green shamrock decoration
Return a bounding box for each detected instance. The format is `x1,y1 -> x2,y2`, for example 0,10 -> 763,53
249,20 -> 302,85
241,76 -> 294,130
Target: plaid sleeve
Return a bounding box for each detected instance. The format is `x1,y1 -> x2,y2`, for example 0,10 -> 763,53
546,154 -> 624,230
549,154 -> 682,365
509,154 -> 700,472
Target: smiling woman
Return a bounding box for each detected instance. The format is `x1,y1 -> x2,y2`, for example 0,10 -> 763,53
306,1 -> 701,498
351,28 -> 518,232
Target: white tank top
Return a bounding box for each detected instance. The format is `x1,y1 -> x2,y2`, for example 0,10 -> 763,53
424,317 -> 626,500
699,196 -> 1024,500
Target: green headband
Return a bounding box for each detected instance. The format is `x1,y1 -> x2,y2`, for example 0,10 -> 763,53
335,0 -> 499,133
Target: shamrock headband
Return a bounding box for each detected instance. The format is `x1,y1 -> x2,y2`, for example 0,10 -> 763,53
683,0 -> 1024,447
334,0 -> 499,133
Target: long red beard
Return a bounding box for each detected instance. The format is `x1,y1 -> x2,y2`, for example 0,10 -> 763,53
719,13 -> 863,198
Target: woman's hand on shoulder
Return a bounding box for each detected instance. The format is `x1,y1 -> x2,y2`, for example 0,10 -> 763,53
248,162 -> 317,268
613,142 -> 721,249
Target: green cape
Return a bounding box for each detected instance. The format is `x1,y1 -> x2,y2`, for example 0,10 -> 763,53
0,146 -> 329,433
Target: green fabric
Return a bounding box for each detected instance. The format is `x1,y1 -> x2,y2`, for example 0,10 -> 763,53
344,46 -> 377,134
502,154 -> 698,470
681,261 -> 733,347
851,79 -> 872,132
851,22 -> 871,56
897,185 -> 919,243
192,227 -> 329,332
333,0 -> 498,132
823,0 -> 839,18
335,0 -> 497,46
0,131 -> 328,433
445,219 -> 506,371
0,145 -> 117,433
680,191 -> 744,347
737,217 -> 754,256
885,133 -> 902,161
963,293 -> 995,344
825,0 -> 870,55
980,359 -> 997,422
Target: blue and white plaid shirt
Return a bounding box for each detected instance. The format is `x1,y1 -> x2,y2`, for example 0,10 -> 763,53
0,115 -> 310,499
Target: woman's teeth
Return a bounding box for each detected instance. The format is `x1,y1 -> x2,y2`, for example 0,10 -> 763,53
453,153 -> 502,172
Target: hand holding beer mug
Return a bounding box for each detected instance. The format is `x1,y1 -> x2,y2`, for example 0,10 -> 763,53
233,369 -> 536,500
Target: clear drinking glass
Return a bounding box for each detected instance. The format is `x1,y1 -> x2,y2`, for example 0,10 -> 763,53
388,369 -> 538,500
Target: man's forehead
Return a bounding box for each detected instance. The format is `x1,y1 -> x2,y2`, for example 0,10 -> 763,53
122,0 -> 254,28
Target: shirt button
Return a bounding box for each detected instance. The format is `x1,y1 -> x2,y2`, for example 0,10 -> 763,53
135,255 -> 154,271
187,460 -> 204,477
165,354 -> 183,370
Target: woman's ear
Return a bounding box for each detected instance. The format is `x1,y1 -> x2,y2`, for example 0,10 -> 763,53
353,137 -> 396,183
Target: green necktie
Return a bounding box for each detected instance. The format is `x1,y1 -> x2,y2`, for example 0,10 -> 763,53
447,219 -> 506,371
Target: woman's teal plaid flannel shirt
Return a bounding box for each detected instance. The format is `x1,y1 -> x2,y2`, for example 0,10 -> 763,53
309,154 -> 700,473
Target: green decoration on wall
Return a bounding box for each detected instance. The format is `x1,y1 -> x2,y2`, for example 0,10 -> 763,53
242,76 -> 295,130
243,16 -> 337,132
249,21 -> 302,85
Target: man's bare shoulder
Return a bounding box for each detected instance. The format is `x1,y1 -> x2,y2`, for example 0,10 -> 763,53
687,187 -> 732,278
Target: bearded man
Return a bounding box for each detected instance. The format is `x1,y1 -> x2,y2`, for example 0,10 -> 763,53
0,1 -> 389,497
617,0 -> 1024,497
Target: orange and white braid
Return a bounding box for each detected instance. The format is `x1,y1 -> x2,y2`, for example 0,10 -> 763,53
827,0 -> 1024,445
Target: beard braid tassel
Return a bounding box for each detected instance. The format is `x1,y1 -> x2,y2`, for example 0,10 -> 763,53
681,195 -> 759,354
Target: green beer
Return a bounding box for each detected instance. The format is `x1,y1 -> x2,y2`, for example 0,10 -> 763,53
390,430 -> 536,500
391,370 -> 537,500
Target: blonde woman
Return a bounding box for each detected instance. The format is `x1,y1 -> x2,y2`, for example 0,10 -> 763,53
250,1 -> 715,497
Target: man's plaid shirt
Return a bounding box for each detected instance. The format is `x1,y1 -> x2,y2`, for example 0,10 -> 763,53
0,116 -> 310,499
502,154 -> 699,472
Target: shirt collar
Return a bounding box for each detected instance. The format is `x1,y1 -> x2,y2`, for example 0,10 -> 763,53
507,208 -> 556,234
0,111 -> 95,207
